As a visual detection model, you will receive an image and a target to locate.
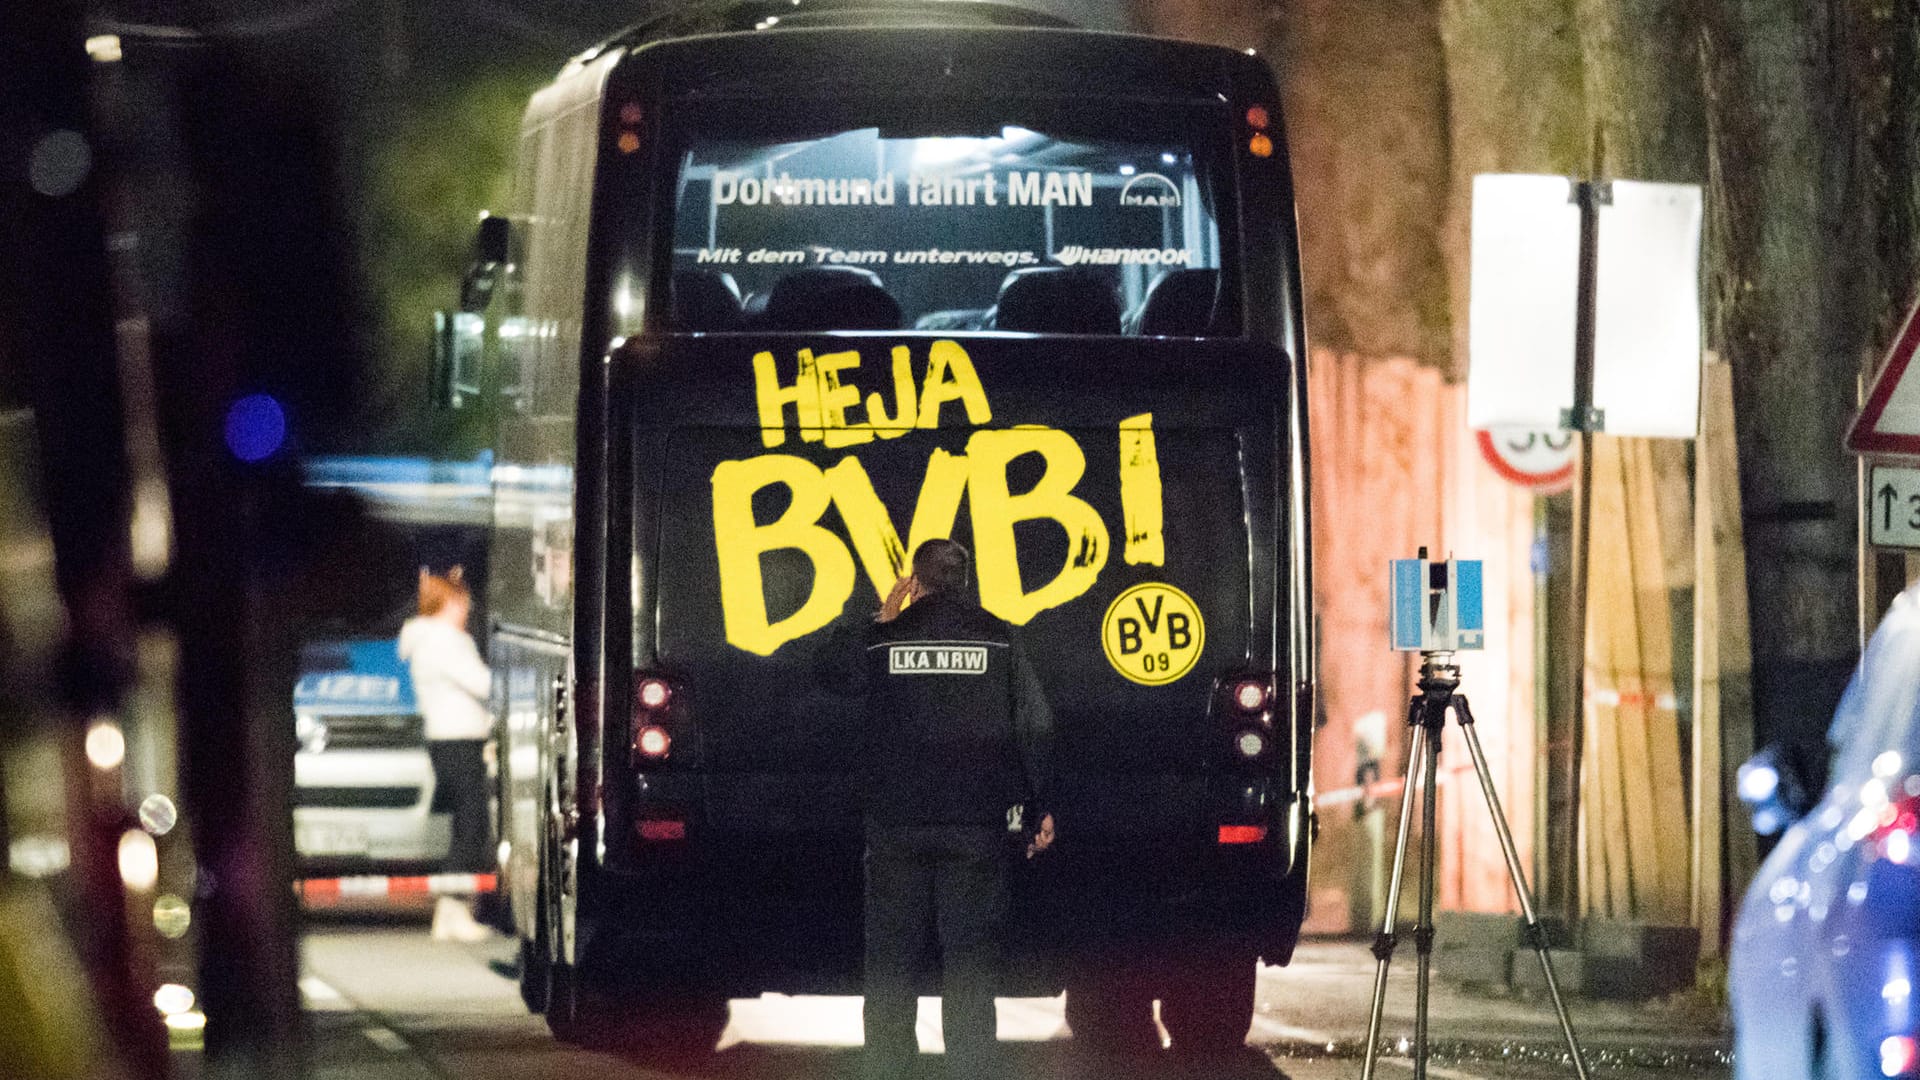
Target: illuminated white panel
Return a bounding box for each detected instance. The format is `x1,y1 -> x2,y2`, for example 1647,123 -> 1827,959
1591,180 -> 1704,438
1466,174 -> 1580,431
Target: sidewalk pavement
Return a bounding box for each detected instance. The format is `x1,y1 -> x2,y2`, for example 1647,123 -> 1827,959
1255,938 -> 1730,1064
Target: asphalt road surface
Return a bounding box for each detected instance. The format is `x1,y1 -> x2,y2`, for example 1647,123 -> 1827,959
178,913 -> 1733,1080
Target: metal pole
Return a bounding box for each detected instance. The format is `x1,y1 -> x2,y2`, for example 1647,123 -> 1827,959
1562,173 -> 1603,921
1360,715 -> 1428,1080
1412,698 -> 1441,1080
1533,497 -> 1552,900
1457,699 -> 1592,1080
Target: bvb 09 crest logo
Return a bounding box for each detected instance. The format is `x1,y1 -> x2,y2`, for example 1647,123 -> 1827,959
1101,582 -> 1205,685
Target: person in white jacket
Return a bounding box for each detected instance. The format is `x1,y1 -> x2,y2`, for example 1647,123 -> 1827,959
399,566 -> 494,942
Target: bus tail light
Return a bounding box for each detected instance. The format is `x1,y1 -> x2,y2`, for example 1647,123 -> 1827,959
1244,103 -> 1275,157
637,676 -> 672,710
1219,825 -> 1267,845
632,672 -> 676,763
1231,678 -> 1271,714
1234,729 -> 1268,760
635,725 -> 671,760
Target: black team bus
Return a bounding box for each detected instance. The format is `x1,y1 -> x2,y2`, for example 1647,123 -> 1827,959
451,0 -> 1315,1058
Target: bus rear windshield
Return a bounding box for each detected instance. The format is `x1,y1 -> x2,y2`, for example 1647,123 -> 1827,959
665,103 -> 1236,337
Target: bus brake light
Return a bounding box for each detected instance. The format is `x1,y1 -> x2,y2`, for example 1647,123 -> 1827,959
1219,825 -> 1267,845
638,819 -> 686,842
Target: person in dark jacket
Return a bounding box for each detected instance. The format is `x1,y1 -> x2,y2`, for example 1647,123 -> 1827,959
818,538 -> 1054,1080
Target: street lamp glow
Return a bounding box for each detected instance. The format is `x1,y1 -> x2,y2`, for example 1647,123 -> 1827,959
118,829 -> 159,892
154,984 -> 195,1016
86,720 -> 126,771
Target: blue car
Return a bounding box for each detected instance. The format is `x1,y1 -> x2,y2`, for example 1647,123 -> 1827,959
1731,588 -> 1920,1079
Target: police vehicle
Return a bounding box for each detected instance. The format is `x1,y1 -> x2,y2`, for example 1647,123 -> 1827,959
292,639 -> 451,870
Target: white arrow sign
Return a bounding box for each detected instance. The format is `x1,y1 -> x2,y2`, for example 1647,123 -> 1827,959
1869,464 -> 1920,550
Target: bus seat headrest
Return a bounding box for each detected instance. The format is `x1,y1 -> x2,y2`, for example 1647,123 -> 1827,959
670,270 -> 744,331
1134,268 -> 1219,337
991,267 -> 1121,335
760,266 -> 901,331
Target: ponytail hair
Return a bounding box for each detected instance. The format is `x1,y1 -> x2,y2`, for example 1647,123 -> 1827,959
418,565 -> 470,617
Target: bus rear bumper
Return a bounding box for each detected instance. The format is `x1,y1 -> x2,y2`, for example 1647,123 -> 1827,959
577,792 -> 1307,993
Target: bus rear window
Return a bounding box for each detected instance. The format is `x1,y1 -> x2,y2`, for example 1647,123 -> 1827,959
666,121 -> 1233,336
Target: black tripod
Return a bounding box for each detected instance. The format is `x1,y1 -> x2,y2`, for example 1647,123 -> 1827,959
1359,654 -> 1591,1080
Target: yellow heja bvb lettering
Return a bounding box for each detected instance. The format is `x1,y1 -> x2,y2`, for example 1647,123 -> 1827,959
815,350 -> 868,449
915,340 -> 992,430
711,455 -> 857,655
824,451 -> 968,599
752,340 -> 991,449
710,430 -> 1114,654
965,427 -> 1108,624
1118,413 -> 1165,566
752,349 -> 823,447
716,341 -> 1157,655
864,346 -> 919,437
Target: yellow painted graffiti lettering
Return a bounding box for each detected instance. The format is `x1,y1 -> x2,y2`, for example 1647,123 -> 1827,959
916,339 -> 993,430
1118,412 -> 1165,566
825,450 -> 969,601
863,345 -> 919,439
966,427 -> 1109,624
711,455 -> 856,655
752,349 -> 825,448
815,350 -> 875,449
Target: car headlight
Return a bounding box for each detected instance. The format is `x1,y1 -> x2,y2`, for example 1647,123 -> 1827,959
295,714 -> 328,754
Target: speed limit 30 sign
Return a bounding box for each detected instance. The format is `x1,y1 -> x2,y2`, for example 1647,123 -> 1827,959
1476,427 -> 1574,493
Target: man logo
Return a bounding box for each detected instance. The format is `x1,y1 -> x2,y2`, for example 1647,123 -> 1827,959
1119,173 -> 1181,208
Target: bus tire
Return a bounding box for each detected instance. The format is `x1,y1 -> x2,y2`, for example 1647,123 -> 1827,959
1158,945 -> 1257,1055
518,934 -> 550,1014
541,960 -> 587,1045
1064,969 -> 1159,1055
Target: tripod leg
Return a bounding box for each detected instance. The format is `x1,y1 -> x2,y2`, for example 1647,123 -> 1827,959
1360,710 -> 1428,1080
1454,698 -> 1592,1080
1413,703 -> 1441,1080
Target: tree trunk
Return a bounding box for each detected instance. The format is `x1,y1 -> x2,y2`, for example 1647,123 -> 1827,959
1699,2 -> 1861,762
1576,0 -> 1708,183
1435,0 -> 1589,375
1130,0 -> 1454,363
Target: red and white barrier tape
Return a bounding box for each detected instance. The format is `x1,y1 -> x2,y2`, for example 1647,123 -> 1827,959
1315,760 -> 1483,810
296,872 -> 496,899
1314,777 -> 1406,810
1585,687 -> 1679,710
